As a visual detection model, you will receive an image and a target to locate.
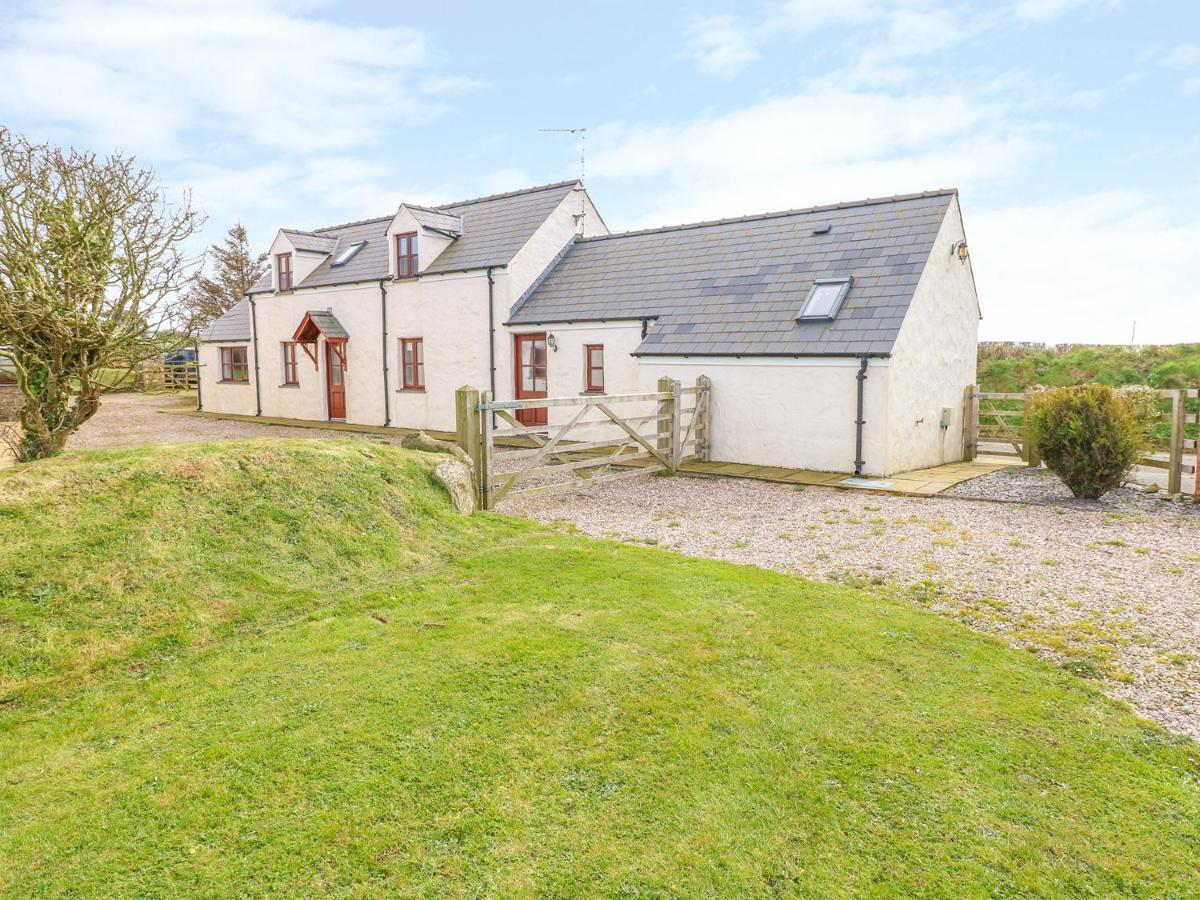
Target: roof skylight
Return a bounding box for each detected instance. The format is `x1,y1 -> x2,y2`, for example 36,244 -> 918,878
330,241 -> 366,266
797,277 -> 852,321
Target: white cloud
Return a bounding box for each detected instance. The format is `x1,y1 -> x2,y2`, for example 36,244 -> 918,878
1011,0 -> 1119,23
1162,43 -> 1200,68
681,15 -> 761,76
971,192 -> 1200,343
591,89 -> 1035,227
0,0 -> 455,159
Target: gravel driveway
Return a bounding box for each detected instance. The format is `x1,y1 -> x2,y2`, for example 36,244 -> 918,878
67,393 -> 412,451
504,473 -> 1200,741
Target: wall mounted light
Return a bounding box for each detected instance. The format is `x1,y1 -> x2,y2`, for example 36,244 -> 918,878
951,240 -> 970,264
547,333 -> 558,352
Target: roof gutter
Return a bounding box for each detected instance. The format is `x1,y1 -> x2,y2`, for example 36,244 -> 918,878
248,296 -> 262,417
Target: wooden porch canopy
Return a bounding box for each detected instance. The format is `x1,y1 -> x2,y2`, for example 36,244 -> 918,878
292,310 -> 348,368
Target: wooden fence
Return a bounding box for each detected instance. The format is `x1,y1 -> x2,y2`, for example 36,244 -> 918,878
139,361 -> 199,391
963,385 -> 1199,496
456,376 -> 711,511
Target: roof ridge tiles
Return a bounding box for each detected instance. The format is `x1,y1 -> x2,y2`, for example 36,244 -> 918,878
434,180 -> 579,209
578,189 -> 958,243
302,181 -> 578,234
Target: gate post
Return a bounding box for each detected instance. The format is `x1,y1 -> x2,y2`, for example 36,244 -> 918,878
1022,388 -> 1040,467
696,375 -> 712,462
657,376 -> 677,473
962,383 -> 978,461
669,379 -> 683,471
455,385 -> 483,506
1167,388 -> 1185,495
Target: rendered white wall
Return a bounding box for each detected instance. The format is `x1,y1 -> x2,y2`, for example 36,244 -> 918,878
267,232 -> 326,289
885,196 -> 980,473
198,342 -> 257,416
635,357 -> 893,475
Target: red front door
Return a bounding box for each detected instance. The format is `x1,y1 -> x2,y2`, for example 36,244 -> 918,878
514,333 -> 547,426
325,341 -> 346,420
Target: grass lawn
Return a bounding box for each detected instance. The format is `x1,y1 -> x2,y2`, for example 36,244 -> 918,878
1,441 -> 1198,896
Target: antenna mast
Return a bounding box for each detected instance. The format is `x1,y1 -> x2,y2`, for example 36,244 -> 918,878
540,127 -> 588,233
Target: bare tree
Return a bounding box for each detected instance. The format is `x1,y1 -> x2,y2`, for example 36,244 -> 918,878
0,129 -> 202,460
182,223 -> 267,333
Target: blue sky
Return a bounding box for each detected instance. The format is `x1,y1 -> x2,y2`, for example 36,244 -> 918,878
1,0 -> 1198,342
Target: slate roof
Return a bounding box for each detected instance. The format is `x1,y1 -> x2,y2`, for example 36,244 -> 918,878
244,181 -> 578,295
199,298 -> 251,343
507,190 -> 956,357
405,206 -> 463,236
281,229 -> 338,254
296,310 -> 349,341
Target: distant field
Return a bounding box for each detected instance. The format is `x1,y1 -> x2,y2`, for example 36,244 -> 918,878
978,342 -> 1200,392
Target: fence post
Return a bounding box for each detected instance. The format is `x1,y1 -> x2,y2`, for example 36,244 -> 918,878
657,376 -> 673,468
695,375 -> 712,462
1168,388 -> 1186,495
1022,388 -> 1040,467
479,390 -> 494,511
669,379 -> 683,471
963,383 -> 978,461
455,385 -> 482,507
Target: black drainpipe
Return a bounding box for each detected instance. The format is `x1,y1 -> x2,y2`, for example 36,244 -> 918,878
194,340 -> 202,411
854,357 -> 868,475
249,296 -> 262,417
379,277 -> 391,426
487,267 -> 497,399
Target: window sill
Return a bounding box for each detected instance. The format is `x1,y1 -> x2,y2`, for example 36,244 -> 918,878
219,380 -> 250,385
396,387 -> 426,394
581,390 -> 605,396
280,383 -> 299,388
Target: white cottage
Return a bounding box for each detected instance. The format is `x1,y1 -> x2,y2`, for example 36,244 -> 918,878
200,181 -> 980,476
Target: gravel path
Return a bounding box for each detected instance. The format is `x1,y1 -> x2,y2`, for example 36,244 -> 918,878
504,473 -> 1200,741
949,465 -> 1200,515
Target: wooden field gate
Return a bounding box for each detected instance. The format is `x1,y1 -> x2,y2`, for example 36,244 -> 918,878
456,376 -> 711,510
963,385 -> 1199,496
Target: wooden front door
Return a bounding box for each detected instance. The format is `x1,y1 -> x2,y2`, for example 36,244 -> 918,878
325,341 -> 346,420
514,333 -> 548,426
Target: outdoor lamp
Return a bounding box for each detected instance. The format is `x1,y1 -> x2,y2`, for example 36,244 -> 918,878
547,333 -> 558,352
951,240 -> 969,263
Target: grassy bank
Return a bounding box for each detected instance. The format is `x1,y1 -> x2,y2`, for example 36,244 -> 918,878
1,442 -> 1197,895
979,342 -> 1200,392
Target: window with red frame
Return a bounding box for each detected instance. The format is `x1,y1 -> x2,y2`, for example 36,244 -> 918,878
220,346 -> 249,383
281,342 -> 298,385
395,233 -> 418,277
400,337 -> 424,389
584,344 -> 604,393
276,252 -> 292,291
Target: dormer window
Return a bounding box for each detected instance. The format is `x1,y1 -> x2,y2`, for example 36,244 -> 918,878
395,232 -> 418,277
797,277 -> 852,321
331,241 -> 365,267
276,252 -> 293,291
